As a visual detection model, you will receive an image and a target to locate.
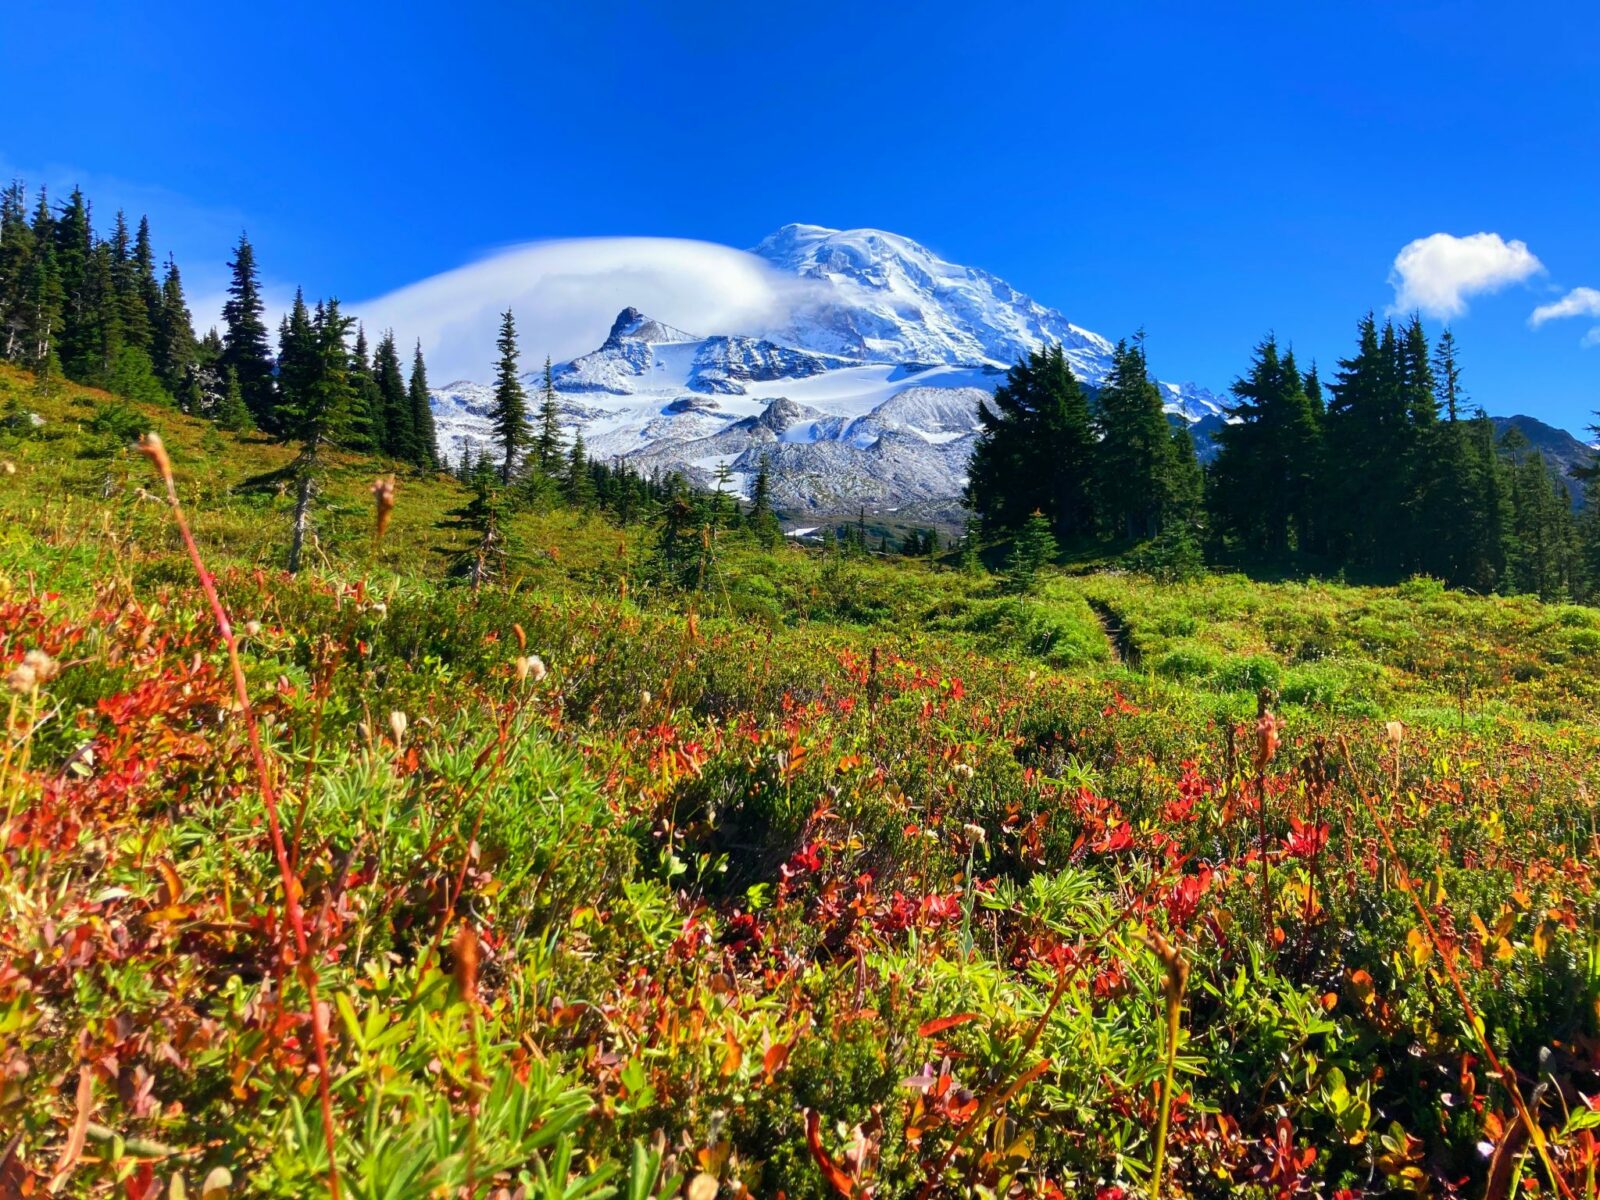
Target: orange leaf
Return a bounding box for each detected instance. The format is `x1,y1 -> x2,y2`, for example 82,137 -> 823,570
155,859 -> 183,906
721,1028 -> 743,1077
49,1066 -> 93,1188
763,1040 -> 791,1079
917,1012 -> 981,1038
804,1108 -> 858,1198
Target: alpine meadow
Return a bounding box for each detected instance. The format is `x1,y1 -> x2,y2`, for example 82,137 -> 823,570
4,5 -> 1600,1199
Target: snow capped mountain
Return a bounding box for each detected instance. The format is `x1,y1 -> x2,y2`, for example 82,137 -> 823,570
430,224 -> 1227,520
752,224 -> 1116,379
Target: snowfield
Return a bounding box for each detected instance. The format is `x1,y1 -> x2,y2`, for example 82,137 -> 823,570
431,224 -> 1226,519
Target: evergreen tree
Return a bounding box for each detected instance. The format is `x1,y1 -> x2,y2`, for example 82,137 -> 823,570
453,455 -> 507,588
747,454 -> 780,548
52,188 -> 95,381
215,366 -> 253,432
152,255 -> 196,397
349,325 -> 386,454
967,345 -> 1096,542
534,356 -> 564,473
132,216 -> 162,343
1005,510 -> 1058,592
712,461 -> 737,530
1433,328 -> 1465,423
275,289 -> 317,432
408,340 -> 438,469
20,189 -> 62,374
1302,362 -> 1324,417
1465,411 -> 1511,590
656,486 -> 709,590
220,233 -> 276,429
489,310 -> 528,483
566,432 -> 595,506
0,181 -> 36,362
1412,329 -> 1483,584
83,240 -> 126,385
373,330 -> 414,461
282,298 -> 359,572
1209,334 -> 1322,559
1323,314 -> 1416,570
1094,334 -> 1183,541
109,210 -> 152,352
1503,427 -> 1577,599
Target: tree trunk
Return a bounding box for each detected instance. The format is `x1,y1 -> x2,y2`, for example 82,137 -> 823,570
288,450 -> 317,574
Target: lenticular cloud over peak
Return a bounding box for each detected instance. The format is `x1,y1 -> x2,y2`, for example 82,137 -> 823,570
354,237 -> 813,382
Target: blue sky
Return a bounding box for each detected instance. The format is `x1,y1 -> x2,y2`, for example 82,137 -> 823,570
7,0 -> 1600,430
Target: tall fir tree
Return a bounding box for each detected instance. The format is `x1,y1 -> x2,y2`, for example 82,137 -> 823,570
152,255 -> 196,398
109,210 -> 151,352
1209,334 -> 1322,559
1413,328 -> 1481,583
21,189 -> 62,373
967,345 -> 1096,543
348,325 -> 386,454
408,340 -> 438,469
282,298 -> 359,572
1323,314 -> 1413,570
132,216 -> 162,342
83,240 -> 125,386
372,330 -> 414,462
275,289 -> 318,429
747,454 -> 780,548
1093,334 -> 1185,541
0,181 -> 35,362
220,233 -> 276,429
489,310 -> 528,483
534,356 -> 564,473
566,432 -> 595,506
52,188 -> 95,381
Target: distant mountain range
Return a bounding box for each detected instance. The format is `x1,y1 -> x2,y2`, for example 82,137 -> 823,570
429,224 -> 1592,521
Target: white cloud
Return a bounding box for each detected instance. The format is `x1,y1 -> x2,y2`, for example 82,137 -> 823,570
1529,286 -> 1600,327
350,238 -> 820,382
1386,232 -> 1544,318
1582,327 -> 1600,350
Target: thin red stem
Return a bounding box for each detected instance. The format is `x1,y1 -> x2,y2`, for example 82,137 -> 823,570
143,438 -> 342,1199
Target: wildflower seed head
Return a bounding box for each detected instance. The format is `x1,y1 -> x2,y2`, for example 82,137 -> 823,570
389,710 -> 408,743
1254,709 -> 1280,772
371,476 -> 397,543
1,461 -> 15,475
7,663 -> 38,694
137,433 -> 172,485
243,620 -> 262,638
22,650 -> 58,682
524,654 -> 547,683
1385,720 -> 1405,749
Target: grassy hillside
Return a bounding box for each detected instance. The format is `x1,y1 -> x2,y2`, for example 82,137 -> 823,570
2,362 -> 1598,1198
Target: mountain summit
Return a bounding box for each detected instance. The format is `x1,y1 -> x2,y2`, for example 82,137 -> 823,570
430,224 -> 1226,519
